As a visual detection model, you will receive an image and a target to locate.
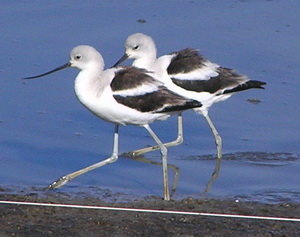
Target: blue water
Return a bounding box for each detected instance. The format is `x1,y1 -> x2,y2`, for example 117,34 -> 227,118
0,0 -> 299,203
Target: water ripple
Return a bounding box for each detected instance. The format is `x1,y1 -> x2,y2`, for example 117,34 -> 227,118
182,152 -> 299,166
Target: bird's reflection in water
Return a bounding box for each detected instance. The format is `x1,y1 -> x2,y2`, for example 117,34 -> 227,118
201,157 -> 222,196
121,153 -> 179,197
121,152 -> 222,198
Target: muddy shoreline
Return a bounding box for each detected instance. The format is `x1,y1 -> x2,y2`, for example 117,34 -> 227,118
1,190 -> 299,237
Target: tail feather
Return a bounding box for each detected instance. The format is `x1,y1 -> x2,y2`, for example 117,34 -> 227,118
223,80 -> 266,94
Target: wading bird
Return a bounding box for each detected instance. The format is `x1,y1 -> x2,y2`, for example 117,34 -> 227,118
114,33 -> 266,159
24,45 -> 203,200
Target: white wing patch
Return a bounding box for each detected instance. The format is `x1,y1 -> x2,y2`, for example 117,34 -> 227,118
113,80 -> 161,97
169,61 -> 220,81
113,73 -> 163,97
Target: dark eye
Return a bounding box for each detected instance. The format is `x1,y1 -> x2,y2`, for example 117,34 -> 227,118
75,54 -> 82,60
133,45 -> 140,50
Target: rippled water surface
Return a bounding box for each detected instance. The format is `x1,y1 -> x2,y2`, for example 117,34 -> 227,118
0,0 -> 299,203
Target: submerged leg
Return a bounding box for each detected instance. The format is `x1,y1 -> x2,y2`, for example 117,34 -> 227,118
203,113 -> 222,159
48,125 -> 120,189
143,124 -> 170,201
122,114 -> 183,156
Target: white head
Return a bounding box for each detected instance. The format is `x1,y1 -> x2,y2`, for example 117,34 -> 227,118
70,45 -> 104,71
124,33 -> 157,60
113,33 -> 157,69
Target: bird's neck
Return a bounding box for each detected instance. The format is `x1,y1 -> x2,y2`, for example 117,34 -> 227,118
132,53 -> 156,70
74,64 -> 106,107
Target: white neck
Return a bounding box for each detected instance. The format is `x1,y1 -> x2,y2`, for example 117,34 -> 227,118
74,62 -> 107,109
132,56 -> 156,70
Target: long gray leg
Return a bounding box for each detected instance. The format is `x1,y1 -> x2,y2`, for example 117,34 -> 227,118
204,113 -> 222,159
122,114 -> 183,156
143,124 -> 170,201
48,125 -> 120,189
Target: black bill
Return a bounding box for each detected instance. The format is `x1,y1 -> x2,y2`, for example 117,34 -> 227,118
23,62 -> 71,79
112,54 -> 129,67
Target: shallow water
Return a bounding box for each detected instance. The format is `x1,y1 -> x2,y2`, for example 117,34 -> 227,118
0,0 -> 299,203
